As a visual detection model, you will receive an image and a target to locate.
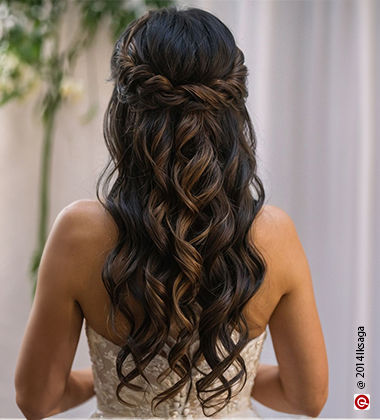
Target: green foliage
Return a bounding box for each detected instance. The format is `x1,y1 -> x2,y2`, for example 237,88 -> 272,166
0,0 -> 173,297
0,0 -> 172,105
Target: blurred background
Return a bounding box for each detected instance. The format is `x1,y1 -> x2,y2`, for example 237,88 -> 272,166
0,0 -> 379,417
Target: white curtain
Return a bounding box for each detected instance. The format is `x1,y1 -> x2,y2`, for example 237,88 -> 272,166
0,0 -> 378,417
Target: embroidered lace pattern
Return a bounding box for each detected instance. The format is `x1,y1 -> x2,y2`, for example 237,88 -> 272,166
85,321 -> 267,419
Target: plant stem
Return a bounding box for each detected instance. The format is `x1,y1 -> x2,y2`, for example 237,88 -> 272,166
40,107 -> 55,244
30,99 -> 58,297
30,12 -> 63,298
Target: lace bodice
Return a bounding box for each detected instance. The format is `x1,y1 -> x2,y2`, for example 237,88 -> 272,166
85,321 -> 267,419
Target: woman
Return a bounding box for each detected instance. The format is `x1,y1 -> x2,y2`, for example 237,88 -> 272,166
15,6 -> 328,419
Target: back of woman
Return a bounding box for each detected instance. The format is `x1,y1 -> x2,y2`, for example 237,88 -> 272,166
15,6 -> 328,419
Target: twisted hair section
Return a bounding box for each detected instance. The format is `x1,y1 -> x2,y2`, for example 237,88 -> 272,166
96,6 -> 267,416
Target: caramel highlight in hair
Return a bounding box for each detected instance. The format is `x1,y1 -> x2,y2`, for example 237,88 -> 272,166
96,6 -> 267,417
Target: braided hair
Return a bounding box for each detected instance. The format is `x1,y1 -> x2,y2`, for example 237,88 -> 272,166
96,6 -> 266,417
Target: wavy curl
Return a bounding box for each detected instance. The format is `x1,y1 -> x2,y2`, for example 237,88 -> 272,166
95,6 -> 267,417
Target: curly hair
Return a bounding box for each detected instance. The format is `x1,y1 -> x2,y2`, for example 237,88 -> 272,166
95,5 -> 267,417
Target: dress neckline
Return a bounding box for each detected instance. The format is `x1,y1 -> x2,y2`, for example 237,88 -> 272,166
85,321 -> 267,351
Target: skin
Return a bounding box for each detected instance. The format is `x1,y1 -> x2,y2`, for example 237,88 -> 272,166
250,205 -> 328,416
14,199 -> 328,419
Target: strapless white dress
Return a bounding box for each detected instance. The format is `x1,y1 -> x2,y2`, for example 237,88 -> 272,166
85,321 -> 267,419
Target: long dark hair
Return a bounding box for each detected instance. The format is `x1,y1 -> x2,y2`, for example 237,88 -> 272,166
95,5 -> 267,417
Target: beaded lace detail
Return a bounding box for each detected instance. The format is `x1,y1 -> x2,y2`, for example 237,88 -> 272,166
85,321 -> 267,419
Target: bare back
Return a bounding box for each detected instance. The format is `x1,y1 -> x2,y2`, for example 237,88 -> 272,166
15,198 -> 327,418
77,200 -> 285,346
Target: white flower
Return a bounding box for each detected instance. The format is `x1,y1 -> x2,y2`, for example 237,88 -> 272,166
59,77 -> 84,102
0,50 -> 38,100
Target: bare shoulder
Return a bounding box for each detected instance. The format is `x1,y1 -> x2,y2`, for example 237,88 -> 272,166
60,198 -> 118,246
251,204 -> 301,295
48,199 -> 118,300
253,204 -> 297,243
62,198 -> 112,226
